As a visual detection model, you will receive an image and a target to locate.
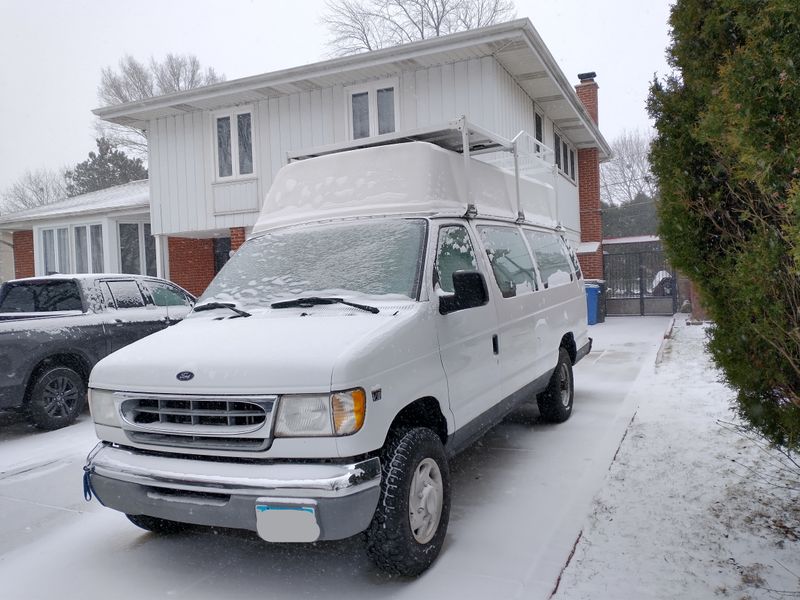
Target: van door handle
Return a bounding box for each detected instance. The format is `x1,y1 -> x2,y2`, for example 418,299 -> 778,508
492,334 -> 499,355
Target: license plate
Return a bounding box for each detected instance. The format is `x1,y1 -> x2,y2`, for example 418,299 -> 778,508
255,500 -> 320,543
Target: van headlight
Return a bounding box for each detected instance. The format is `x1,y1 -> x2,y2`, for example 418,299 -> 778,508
89,388 -> 119,426
275,388 -> 366,437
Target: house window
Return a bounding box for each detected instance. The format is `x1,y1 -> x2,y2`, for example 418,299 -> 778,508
569,149 -> 576,180
554,134 -> 562,170
215,109 -> 254,179
41,227 -> 69,274
534,112 -> 544,154
553,130 -> 577,183
118,222 -> 156,277
73,224 -> 104,273
347,80 -> 397,140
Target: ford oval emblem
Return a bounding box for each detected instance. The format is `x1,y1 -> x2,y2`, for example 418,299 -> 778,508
176,371 -> 194,382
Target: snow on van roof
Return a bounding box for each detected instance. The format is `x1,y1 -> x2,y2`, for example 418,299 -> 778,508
252,142 -> 557,234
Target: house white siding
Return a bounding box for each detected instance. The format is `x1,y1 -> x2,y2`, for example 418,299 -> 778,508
147,56 -> 560,237
0,231 -> 13,282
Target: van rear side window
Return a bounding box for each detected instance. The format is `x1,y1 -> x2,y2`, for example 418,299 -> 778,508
524,230 -> 574,288
478,226 -> 537,298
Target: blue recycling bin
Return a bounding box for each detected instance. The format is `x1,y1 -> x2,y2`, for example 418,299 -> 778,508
585,284 -> 600,325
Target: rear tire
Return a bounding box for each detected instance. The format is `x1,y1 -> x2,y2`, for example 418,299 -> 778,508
537,347 -> 574,423
27,365 -> 86,430
364,427 -> 450,576
126,514 -> 190,534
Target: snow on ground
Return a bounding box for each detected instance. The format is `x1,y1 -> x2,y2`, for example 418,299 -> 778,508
553,319 -> 800,600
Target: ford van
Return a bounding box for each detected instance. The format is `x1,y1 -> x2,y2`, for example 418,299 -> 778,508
84,131 -> 591,576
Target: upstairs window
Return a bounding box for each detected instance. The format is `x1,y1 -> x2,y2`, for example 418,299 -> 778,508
347,80 -> 397,140
553,130 -> 577,183
215,109 -> 254,179
534,112 -> 544,154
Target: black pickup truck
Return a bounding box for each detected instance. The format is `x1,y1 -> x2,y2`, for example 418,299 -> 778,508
0,274 -> 195,430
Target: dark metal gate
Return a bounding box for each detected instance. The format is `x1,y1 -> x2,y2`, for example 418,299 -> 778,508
604,251 -> 677,316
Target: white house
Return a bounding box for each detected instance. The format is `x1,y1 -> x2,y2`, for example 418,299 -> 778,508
91,18 -> 610,295
0,231 -> 13,282
0,180 -> 155,279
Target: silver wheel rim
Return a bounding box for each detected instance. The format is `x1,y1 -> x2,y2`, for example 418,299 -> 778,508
559,363 -> 572,408
409,457 -> 443,544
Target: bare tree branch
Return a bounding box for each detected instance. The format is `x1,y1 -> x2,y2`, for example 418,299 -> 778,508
96,53 -> 225,158
601,129 -> 658,206
0,168 -> 66,214
323,0 -> 516,56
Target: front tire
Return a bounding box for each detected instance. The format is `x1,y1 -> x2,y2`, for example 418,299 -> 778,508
27,365 -> 86,430
537,347 -> 574,423
364,427 -> 450,576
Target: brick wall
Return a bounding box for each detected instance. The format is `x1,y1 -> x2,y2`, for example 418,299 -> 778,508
577,249 -> 603,281
575,75 -> 604,280
575,79 -> 599,125
230,227 -> 246,252
167,237 -> 215,297
13,230 -> 34,279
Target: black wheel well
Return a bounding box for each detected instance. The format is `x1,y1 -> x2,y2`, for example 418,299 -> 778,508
560,333 -> 577,364
386,396 -> 448,446
24,353 -> 91,403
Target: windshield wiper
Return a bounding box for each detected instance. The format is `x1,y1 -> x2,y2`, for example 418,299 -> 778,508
271,297 -> 379,314
193,301 -> 252,318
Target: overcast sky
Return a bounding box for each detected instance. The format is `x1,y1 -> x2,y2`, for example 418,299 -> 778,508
0,0 -> 673,192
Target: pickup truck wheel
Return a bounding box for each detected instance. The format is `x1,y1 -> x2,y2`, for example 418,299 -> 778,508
126,514 -> 190,534
537,347 -> 574,423
27,366 -> 86,430
364,427 -> 450,577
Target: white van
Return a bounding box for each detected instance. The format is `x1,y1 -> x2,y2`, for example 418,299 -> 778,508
84,123 -> 591,576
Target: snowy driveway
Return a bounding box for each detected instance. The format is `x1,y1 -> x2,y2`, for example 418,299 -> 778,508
0,317 -> 670,600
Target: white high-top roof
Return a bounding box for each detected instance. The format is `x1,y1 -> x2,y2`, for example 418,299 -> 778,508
252,141 -> 557,234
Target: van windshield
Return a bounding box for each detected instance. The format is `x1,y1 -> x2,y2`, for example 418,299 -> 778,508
199,218 -> 427,310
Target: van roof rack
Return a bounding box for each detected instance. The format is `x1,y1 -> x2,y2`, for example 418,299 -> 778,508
287,116 -> 512,161
286,116 -> 557,223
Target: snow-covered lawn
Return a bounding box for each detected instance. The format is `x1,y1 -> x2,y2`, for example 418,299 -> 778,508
554,320 -> 800,599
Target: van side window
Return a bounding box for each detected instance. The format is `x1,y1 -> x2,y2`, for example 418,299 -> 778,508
434,226 -> 478,294
524,230 -> 574,288
477,226 -> 537,298
560,238 -> 583,279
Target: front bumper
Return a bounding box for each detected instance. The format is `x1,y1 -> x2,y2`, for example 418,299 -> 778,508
85,443 -> 382,541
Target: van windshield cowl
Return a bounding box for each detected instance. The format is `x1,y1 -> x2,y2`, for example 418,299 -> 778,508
198,218 -> 427,312
271,296 -> 379,314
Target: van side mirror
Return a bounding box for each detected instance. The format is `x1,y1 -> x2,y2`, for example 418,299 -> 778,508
439,271 -> 489,315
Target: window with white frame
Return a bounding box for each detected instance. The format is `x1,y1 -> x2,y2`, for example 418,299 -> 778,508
553,131 -> 577,183
73,224 -> 104,273
534,112 -> 544,155
39,224 -> 106,275
347,80 -> 397,140
41,228 -> 69,274
118,222 -> 156,277
214,108 -> 254,179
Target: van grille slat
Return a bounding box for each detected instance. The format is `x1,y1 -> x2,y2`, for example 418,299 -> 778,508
118,394 -> 276,452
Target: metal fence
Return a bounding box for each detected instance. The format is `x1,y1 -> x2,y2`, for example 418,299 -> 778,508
604,250 -> 677,316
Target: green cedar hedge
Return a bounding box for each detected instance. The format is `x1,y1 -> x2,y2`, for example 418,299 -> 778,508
648,0 -> 800,449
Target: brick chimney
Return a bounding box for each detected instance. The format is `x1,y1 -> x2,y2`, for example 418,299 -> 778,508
574,72 -> 603,280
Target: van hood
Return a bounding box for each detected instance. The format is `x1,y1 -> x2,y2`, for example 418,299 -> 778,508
90,307 -> 415,394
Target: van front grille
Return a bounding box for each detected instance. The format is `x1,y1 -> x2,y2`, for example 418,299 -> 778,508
118,394 -> 276,452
